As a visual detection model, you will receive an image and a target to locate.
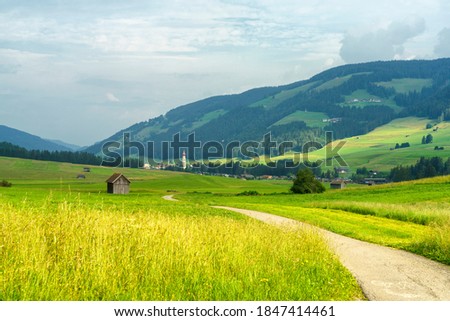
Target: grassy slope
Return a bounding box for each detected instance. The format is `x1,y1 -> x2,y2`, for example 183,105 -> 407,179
275,117 -> 450,171
249,82 -> 318,109
271,110 -> 328,128
376,78 -> 433,94
341,89 -> 402,112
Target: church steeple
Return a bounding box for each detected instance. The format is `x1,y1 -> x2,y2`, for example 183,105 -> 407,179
182,150 -> 187,170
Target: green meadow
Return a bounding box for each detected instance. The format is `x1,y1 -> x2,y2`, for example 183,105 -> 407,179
0,157 -> 362,301
1,154 -> 449,301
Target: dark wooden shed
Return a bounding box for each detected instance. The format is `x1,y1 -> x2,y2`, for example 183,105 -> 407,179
330,180 -> 346,189
106,173 -> 131,194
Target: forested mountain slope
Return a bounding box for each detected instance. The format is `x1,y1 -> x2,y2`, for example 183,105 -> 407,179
85,58 -> 450,158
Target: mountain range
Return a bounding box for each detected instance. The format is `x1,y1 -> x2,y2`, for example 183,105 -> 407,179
0,125 -> 80,152
84,58 -> 450,159
2,59 -> 449,158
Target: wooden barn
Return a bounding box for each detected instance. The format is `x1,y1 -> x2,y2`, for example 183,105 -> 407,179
330,180 -> 346,189
106,173 -> 131,194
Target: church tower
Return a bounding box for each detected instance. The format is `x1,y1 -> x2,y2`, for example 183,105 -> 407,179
182,150 -> 187,170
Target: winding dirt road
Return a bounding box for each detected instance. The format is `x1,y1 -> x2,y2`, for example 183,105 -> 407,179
163,196 -> 450,300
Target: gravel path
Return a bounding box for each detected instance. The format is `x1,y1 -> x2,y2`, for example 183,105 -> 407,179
213,206 -> 450,301
162,194 -> 178,201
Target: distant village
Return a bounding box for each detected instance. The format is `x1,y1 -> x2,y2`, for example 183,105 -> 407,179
142,160 -> 388,189
346,98 -> 382,103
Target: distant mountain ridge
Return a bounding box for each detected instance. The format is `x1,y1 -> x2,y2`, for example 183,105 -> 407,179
0,125 -> 78,152
46,139 -> 83,151
81,58 -> 450,158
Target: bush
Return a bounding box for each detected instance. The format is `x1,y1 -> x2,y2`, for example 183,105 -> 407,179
290,168 -> 325,194
237,190 -> 260,196
0,180 -> 12,187
394,142 -> 410,149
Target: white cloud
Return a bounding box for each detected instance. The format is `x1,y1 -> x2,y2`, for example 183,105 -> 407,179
106,92 -> 120,102
434,28 -> 450,56
340,17 -> 426,63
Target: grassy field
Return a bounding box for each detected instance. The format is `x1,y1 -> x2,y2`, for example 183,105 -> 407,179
180,175 -> 450,265
1,154 -> 449,301
0,157 -> 363,301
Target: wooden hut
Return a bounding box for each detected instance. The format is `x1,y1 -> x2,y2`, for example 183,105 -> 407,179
330,180 -> 346,189
106,173 -> 131,194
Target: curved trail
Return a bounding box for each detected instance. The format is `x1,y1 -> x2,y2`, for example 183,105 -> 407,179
163,196 -> 450,300
162,194 -> 179,201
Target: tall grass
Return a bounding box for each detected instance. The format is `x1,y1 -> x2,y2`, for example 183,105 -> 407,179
182,186 -> 450,264
0,197 -> 363,301
407,224 -> 450,265
309,201 -> 450,226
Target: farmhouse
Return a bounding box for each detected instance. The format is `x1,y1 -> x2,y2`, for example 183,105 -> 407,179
106,173 -> 131,194
364,177 -> 387,186
334,167 -> 350,174
330,180 -> 346,189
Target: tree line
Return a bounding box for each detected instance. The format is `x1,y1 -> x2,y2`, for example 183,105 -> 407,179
389,156 -> 450,182
0,141 -> 102,166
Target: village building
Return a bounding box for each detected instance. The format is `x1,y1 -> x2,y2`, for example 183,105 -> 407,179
106,173 -> 131,194
334,167 -> 350,175
364,178 -> 387,186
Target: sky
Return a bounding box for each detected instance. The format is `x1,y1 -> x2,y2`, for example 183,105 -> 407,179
0,0 -> 449,146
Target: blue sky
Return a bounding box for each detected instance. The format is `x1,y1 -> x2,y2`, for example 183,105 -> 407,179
0,0 -> 449,146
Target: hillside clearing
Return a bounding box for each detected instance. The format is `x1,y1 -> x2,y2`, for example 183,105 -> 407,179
298,117 -> 450,170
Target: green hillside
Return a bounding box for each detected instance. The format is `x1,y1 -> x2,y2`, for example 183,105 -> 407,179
271,110 -> 328,128
249,81 -> 318,109
341,89 -> 402,112
376,78 -> 433,94
84,59 -> 450,161
304,117 -> 450,170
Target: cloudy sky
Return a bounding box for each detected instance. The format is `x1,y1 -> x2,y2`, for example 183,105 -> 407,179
0,0 -> 449,146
